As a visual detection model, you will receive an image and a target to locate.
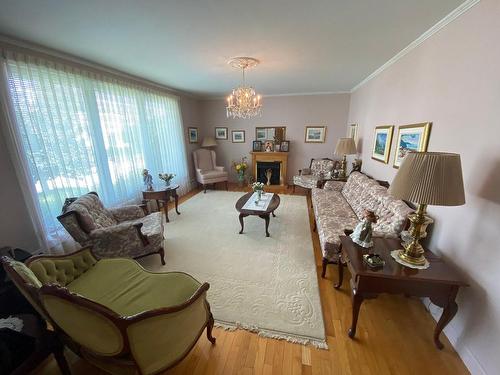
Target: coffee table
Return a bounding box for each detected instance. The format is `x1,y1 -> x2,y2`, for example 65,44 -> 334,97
235,192 -> 280,237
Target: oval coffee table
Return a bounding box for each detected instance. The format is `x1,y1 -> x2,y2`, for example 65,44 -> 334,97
235,192 -> 280,237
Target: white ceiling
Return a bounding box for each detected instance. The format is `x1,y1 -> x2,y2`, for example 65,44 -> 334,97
0,0 -> 465,97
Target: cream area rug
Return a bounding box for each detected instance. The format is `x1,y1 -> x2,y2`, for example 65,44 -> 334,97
140,191 -> 327,348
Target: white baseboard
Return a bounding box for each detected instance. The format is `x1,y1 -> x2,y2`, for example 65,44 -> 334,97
422,298 -> 487,375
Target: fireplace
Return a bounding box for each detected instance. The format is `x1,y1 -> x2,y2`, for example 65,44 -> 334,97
256,161 -> 281,185
250,151 -> 289,188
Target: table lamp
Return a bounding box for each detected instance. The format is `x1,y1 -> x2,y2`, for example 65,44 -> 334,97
334,138 -> 357,178
201,136 -> 217,148
389,152 -> 465,266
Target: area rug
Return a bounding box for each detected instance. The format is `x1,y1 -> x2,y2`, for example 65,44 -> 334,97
140,191 -> 327,348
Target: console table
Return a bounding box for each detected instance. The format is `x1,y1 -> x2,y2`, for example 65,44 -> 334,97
337,236 -> 467,349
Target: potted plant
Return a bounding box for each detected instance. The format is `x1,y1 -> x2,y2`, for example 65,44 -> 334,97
233,157 -> 248,187
158,173 -> 175,186
251,181 -> 264,201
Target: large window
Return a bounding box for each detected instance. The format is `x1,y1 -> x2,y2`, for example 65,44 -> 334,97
2,52 -> 189,247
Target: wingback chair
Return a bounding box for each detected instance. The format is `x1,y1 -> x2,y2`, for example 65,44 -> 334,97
193,148 -> 228,193
57,192 -> 165,264
1,248 -> 216,375
292,158 -> 338,193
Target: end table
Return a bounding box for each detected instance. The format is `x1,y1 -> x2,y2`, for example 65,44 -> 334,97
336,236 -> 468,349
142,184 -> 180,223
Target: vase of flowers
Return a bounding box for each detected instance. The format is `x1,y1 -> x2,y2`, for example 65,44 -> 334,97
158,173 -> 175,186
233,157 -> 248,187
251,181 -> 264,201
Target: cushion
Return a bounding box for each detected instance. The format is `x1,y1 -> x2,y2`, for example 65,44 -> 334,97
293,174 -> 320,189
8,259 -> 42,288
311,159 -> 335,177
68,193 -> 117,229
67,258 -> 201,316
194,149 -> 214,171
312,188 -> 357,220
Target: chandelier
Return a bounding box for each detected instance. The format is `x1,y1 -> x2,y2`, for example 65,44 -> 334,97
226,57 -> 262,119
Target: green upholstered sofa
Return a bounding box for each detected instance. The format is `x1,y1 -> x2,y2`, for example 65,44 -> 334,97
1,248 -> 215,375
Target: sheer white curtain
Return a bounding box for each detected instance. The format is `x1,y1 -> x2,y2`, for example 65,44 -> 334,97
1,50 -> 189,251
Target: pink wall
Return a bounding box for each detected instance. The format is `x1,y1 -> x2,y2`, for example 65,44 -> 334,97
179,94 -> 203,185
348,0 -> 500,373
199,94 -> 351,182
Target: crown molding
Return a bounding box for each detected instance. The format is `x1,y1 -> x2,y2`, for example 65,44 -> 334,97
350,0 -> 481,93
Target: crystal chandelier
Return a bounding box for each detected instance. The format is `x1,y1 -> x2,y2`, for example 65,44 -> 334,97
226,57 -> 262,119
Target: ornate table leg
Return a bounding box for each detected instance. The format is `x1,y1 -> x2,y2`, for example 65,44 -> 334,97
239,213 -> 247,234
348,288 -> 364,338
259,214 -> 271,237
272,210 -> 276,217
174,189 -> 180,215
164,199 -> 170,223
433,287 -> 459,349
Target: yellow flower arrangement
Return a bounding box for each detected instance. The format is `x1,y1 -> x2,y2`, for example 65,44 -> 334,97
233,157 -> 248,182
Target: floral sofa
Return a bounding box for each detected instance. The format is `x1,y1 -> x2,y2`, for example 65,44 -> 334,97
312,172 -> 413,276
57,192 -> 165,264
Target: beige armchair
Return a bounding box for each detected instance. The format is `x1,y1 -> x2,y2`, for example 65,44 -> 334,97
57,192 -> 165,264
1,248 -> 215,375
193,148 -> 229,193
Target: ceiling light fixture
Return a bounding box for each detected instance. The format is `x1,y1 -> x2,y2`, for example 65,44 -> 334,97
226,57 -> 262,119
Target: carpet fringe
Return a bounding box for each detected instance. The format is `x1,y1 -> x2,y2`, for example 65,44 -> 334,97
214,320 -> 329,350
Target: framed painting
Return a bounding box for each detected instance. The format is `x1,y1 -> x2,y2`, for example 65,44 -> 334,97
215,127 -> 228,140
252,140 -> 262,152
188,127 -> 198,143
393,122 -> 432,168
232,130 -> 245,143
280,140 -> 290,152
347,123 -> 358,144
371,125 -> 394,163
304,126 -> 327,143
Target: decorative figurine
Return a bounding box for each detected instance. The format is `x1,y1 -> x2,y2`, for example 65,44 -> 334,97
142,169 -> 153,190
350,209 -> 379,248
265,168 -> 273,186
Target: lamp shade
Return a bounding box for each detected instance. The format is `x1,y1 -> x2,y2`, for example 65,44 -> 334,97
201,136 -> 217,147
335,138 -> 357,156
389,152 -> 465,206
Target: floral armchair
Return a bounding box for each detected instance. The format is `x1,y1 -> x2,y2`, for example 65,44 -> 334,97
292,158 -> 338,193
57,192 -> 165,264
1,248 -> 215,375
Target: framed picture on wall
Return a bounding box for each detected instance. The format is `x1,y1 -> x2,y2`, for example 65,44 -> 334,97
188,127 -> 198,143
280,140 -> 290,152
371,125 -> 394,163
215,127 -> 228,140
347,123 -> 358,145
232,130 -> 245,143
304,126 -> 327,143
393,122 -> 432,168
252,140 -> 262,152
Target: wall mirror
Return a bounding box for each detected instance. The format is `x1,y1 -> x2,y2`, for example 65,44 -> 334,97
255,126 -> 286,143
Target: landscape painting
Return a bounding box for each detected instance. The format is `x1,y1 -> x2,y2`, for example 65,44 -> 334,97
393,122 -> 432,168
371,125 -> 394,163
305,126 -> 327,143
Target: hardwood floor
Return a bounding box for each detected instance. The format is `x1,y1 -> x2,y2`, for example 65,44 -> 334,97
36,183 -> 469,375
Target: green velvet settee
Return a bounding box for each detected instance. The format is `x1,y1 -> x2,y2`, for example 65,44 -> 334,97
1,248 -> 215,375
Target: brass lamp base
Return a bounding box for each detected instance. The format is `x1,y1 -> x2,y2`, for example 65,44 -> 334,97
339,154 -> 347,178
397,203 -> 428,266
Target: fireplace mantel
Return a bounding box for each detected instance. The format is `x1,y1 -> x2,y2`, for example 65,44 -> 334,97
250,151 -> 289,187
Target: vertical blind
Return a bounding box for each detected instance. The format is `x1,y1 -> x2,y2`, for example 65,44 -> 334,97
2,51 -> 189,249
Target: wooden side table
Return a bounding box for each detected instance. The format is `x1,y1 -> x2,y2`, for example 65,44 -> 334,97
336,236 -> 468,349
142,184 -> 180,223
